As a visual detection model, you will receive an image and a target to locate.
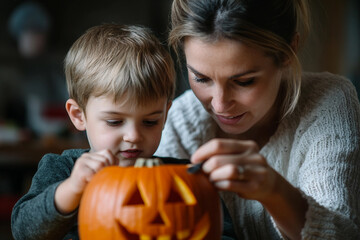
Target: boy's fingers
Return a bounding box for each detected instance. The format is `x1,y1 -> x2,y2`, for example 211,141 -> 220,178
96,149 -> 119,166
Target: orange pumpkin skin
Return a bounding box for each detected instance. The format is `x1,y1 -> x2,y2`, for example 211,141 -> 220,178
78,164 -> 222,240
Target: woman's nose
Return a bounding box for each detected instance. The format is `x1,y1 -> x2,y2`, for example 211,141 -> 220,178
211,85 -> 233,113
123,125 -> 142,143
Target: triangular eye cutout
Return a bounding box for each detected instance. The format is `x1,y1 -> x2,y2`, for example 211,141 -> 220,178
166,187 -> 184,203
167,175 -> 197,205
124,184 -> 145,206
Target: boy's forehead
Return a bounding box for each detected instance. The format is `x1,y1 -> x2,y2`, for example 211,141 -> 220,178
88,94 -> 169,113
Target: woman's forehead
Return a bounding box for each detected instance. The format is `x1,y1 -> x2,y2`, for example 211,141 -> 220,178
184,37 -> 274,74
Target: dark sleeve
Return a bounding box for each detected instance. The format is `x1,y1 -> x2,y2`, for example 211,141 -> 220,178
11,153 -> 78,240
156,156 -> 191,165
221,198 -> 238,240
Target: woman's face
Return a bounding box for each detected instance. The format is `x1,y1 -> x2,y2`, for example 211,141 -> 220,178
184,37 -> 284,136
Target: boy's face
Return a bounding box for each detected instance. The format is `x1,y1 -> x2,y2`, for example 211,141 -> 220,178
81,95 -> 171,161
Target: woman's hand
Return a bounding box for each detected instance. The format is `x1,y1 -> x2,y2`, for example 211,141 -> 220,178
191,138 -> 278,201
192,138 -> 308,240
54,149 -> 119,214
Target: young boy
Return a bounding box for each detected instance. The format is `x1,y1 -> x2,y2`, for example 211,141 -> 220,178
11,24 -> 181,240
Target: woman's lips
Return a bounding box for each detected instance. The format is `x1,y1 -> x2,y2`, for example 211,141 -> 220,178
216,113 -> 245,125
120,149 -> 142,159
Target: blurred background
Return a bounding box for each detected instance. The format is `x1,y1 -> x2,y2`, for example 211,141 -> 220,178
0,0 -> 359,239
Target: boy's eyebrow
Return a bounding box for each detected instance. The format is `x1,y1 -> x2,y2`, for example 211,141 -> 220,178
101,110 -> 164,116
186,64 -> 258,79
145,110 -> 164,116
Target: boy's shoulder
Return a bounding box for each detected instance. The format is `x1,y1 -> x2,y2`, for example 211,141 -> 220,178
61,148 -> 89,159
39,148 -> 89,168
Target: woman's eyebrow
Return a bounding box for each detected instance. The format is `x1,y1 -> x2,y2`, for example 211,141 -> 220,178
228,70 -> 258,80
187,64 -> 205,76
187,64 -> 258,79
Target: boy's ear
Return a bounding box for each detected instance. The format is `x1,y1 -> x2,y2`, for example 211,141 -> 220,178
163,101 -> 172,126
65,99 -> 86,131
166,100 -> 172,113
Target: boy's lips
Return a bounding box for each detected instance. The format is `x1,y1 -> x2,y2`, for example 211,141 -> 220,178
120,149 -> 142,159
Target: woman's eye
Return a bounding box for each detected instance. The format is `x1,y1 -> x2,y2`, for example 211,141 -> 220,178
106,120 -> 122,126
192,74 -> 209,83
235,78 -> 255,87
143,120 -> 158,126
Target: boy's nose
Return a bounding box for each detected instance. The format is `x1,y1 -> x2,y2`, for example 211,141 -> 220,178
123,126 -> 143,143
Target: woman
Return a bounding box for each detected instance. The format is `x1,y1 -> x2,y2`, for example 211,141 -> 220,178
155,0 -> 360,239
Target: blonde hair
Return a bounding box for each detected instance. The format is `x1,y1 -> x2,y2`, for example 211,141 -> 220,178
65,24 -> 175,110
169,0 -> 310,118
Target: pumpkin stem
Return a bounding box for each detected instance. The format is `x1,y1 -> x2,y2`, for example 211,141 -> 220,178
134,158 -> 164,167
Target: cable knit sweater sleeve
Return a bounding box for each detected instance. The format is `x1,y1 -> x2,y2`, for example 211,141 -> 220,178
155,72 -> 360,239
288,73 -> 360,239
156,89 -> 217,159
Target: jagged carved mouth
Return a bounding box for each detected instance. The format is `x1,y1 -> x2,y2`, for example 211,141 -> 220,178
117,212 -> 210,240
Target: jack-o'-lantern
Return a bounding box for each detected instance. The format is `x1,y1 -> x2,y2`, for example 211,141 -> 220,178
78,158 -> 222,240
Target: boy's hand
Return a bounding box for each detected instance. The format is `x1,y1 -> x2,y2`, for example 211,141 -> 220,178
69,149 -> 119,194
54,149 -> 119,215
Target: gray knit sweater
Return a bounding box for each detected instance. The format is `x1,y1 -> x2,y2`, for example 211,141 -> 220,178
155,72 -> 360,239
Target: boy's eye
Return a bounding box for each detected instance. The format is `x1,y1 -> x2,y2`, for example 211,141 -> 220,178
234,78 -> 255,87
143,120 -> 158,126
106,120 -> 123,126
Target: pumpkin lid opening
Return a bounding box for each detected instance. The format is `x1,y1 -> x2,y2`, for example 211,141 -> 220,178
134,158 -> 164,167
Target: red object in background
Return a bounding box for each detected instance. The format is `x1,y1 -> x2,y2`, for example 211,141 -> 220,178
0,195 -> 20,221
42,104 -> 68,120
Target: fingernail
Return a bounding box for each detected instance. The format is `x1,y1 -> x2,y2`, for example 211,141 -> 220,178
202,162 -> 211,173
214,181 -> 227,189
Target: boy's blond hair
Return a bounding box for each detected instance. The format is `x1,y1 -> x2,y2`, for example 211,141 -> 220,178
65,24 -> 175,110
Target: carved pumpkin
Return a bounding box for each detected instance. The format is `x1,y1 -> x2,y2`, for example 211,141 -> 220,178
78,159 -> 222,240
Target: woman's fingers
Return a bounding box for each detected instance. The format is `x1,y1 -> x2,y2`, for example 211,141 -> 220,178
191,138 -> 259,163
202,152 -> 266,173
208,164 -> 266,182
190,138 -> 279,200
209,163 -> 277,200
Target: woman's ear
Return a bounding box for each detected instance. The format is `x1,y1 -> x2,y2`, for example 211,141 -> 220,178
282,32 -> 300,67
65,99 -> 86,131
291,32 -> 300,54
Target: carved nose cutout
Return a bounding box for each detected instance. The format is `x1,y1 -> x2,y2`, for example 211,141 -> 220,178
150,212 -> 166,225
